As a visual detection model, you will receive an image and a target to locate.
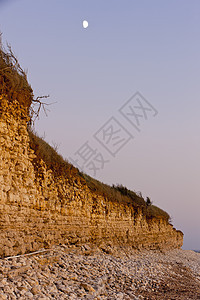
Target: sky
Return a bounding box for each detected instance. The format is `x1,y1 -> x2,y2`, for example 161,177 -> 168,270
0,0 -> 199,250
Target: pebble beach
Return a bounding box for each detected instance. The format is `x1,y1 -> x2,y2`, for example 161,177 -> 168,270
0,244 -> 200,299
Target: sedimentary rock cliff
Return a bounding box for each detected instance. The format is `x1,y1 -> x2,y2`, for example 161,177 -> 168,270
0,96 -> 183,257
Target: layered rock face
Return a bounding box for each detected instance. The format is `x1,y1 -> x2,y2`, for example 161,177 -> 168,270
0,96 -> 183,257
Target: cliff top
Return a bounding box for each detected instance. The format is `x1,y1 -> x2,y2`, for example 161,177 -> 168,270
0,37 -> 170,223
0,34 -> 33,110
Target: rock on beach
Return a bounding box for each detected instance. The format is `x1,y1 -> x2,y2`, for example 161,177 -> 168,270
0,244 -> 199,299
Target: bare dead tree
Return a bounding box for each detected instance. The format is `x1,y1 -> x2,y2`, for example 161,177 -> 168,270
30,95 -> 50,118
29,95 -> 57,125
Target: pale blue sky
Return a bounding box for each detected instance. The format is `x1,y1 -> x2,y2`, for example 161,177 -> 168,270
0,0 -> 199,250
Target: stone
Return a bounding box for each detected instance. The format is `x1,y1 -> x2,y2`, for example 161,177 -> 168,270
24,292 -> 34,298
0,293 -> 7,300
30,286 -> 40,295
80,282 -> 96,293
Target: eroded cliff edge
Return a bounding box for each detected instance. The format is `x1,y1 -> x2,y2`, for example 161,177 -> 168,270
0,95 -> 183,257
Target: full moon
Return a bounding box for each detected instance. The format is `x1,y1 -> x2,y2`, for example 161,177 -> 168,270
83,20 -> 89,29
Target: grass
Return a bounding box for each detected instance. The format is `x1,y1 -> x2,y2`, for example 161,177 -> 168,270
28,130 -> 170,222
146,205 -> 170,221
28,128 -> 80,180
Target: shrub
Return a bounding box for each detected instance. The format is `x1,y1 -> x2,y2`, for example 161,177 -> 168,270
0,33 -> 33,109
146,196 -> 152,206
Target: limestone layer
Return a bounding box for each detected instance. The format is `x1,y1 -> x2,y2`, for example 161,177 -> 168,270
0,96 -> 183,257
